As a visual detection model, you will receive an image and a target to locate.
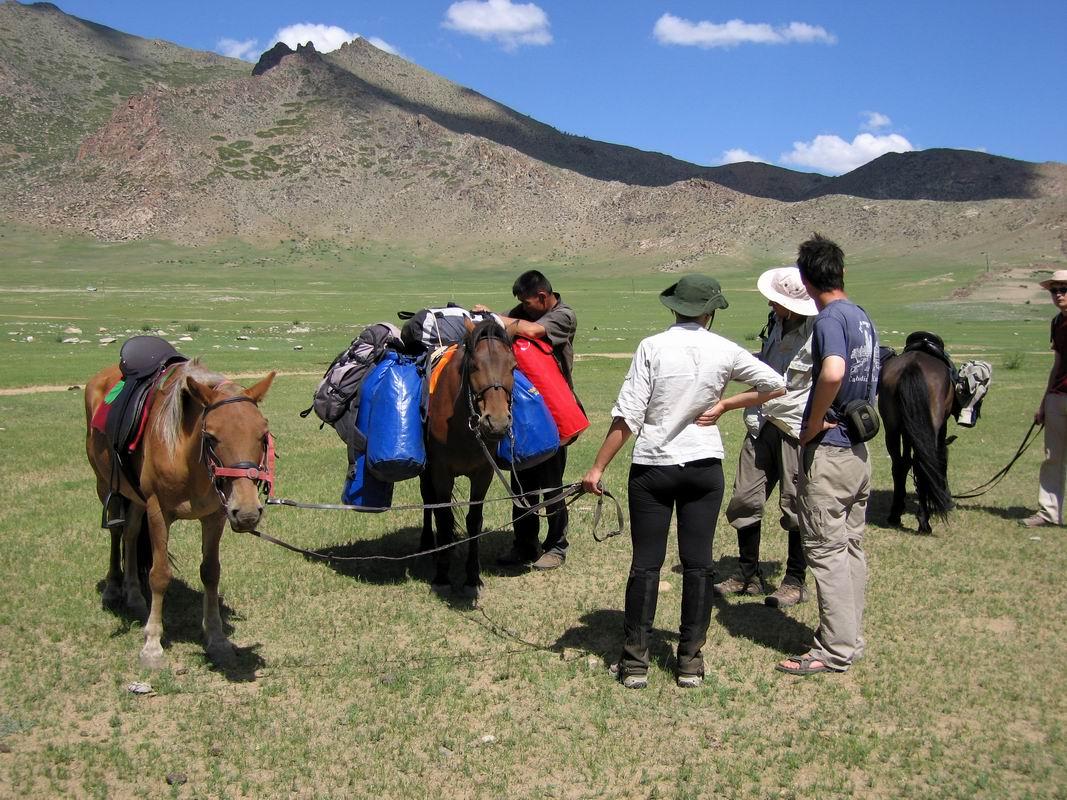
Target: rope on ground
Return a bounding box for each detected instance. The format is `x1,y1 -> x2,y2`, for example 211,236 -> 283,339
952,420 -> 1042,500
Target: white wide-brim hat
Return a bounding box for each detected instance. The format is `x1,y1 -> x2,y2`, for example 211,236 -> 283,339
1039,269 -> 1067,289
757,266 -> 817,317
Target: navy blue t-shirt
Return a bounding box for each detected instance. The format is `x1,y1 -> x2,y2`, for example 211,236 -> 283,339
804,299 -> 879,448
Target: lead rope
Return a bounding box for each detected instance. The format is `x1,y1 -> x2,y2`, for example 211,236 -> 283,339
952,421 -> 1042,500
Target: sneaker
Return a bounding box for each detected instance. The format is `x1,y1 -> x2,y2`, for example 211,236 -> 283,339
496,547 -> 536,567
765,582 -> 809,608
531,551 -> 565,571
1020,514 -> 1053,528
609,662 -> 647,689
676,673 -> 703,688
713,574 -> 765,597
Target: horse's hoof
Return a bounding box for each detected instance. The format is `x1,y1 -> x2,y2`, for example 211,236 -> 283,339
206,641 -> 237,666
126,598 -> 149,621
101,583 -> 123,606
139,646 -> 166,670
459,583 -> 482,600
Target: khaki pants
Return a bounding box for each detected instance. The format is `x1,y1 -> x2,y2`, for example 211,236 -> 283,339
1038,392 -> 1067,524
798,443 -> 871,671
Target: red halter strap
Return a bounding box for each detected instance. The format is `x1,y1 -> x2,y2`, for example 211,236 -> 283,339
201,395 -> 276,498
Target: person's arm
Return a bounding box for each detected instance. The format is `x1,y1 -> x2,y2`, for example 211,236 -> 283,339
581,418 -> 632,496
695,386 -> 786,426
799,355 -> 845,445
1037,351 -> 1062,424
470,304 -> 546,339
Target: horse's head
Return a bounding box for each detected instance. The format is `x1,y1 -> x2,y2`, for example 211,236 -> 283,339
463,317 -> 515,441
186,372 -> 276,532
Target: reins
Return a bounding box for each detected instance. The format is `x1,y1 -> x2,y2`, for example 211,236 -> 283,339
952,421 -> 1043,500
254,482 -> 624,563
200,394 -> 276,502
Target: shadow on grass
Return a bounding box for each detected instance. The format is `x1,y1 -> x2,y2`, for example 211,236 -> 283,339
713,599 -> 813,655
551,608 -> 678,672
98,576 -> 264,683
954,502 -> 1035,523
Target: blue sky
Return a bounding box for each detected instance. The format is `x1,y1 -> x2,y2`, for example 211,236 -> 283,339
52,1 -> 1067,174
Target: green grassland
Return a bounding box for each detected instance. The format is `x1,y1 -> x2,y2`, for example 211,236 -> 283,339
0,224 -> 1064,798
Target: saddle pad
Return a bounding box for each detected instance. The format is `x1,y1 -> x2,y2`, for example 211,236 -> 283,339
428,345 -> 459,397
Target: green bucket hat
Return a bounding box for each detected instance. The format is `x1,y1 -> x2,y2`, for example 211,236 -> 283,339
659,274 -> 729,317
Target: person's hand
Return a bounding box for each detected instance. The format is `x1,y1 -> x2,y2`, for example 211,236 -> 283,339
695,401 -> 726,426
799,419 -> 834,446
582,467 -> 604,495
471,303 -> 491,313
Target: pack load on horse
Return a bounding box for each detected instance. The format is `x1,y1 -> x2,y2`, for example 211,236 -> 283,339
511,335 -> 588,444
879,331 -> 992,533
86,336 -> 276,668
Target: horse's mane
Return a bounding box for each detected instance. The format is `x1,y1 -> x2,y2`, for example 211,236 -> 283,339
466,316 -> 508,348
154,359 -> 229,449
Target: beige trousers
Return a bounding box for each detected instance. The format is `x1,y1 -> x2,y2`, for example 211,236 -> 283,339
1038,392 -> 1067,524
797,443 -> 871,671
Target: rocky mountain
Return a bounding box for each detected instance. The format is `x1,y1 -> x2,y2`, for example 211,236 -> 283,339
0,0 -> 1064,267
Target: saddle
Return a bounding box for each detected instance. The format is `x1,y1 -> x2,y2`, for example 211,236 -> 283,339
903,331 -> 956,375
93,336 -> 187,526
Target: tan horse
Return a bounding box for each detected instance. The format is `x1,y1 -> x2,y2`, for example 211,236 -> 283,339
85,360 -> 275,668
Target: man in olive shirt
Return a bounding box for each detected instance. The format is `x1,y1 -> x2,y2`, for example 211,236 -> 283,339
474,270 -> 577,570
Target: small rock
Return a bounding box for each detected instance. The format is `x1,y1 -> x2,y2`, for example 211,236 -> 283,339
0,742 -> 11,753
1030,536 -> 1041,541
86,286 -> 97,292
477,734 -> 496,745
248,346 -> 259,351
99,337 -> 116,344
587,655 -> 604,671
64,326 -> 82,334
174,666 -> 187,675
179,336 -> 193,342
658,580 -> 672,592
293,345 -> 303,351
209,744 -> 223,757
79,731 -> 90,737
67,385 -> 80,391
24,336 -> 33,342
127,681 -> 153,694
155,330 -> 167,336
61,337 -> 80,344
236,335 -> 250,341
438,746 -> 453,758
166,772 -> 187,786
98,327 -> 108,332
379,673 -> 397,686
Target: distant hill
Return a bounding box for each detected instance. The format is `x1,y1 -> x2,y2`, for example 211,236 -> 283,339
0,0 -> 1064,267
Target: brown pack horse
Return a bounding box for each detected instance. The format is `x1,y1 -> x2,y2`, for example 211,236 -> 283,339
85,360 -> 276,667
878,350 -> 955,533
419,317 -> 515,598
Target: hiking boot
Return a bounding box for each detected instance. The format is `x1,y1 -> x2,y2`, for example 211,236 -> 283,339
609,662 -> 647,689
765,581 -> 809,609
1020,514 -> 1053,528
496,547 -> 536,567
676,673 -> 703,689
531,551 -> 565,571
713,574 -> 766,597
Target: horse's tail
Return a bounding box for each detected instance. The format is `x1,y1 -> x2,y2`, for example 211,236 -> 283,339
896,361 -> 953,518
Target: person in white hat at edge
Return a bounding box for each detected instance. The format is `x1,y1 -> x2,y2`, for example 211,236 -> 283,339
1022,269 -> 1067,527
707,266 -> 818,608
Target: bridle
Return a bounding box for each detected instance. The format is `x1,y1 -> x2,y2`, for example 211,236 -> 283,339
462,323 -> 513,432
200,394 -> 276,504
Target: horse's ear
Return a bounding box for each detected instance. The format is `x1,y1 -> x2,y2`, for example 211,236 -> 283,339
185,377 -> 216,408
244,371 -> 276,404
464,317 -> 476,333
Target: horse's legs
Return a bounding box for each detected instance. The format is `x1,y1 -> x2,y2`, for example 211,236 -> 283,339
429,470 -> 456,590
200,511 -> 235,664
103,528 -> 124,605
887,429 -> 908,527
461,471 -> 492,598
121,504 -> 149,618
140,496 -> 172,669
418,473 -> 435,552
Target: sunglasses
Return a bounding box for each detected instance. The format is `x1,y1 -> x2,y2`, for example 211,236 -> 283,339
1050,286 -> 1067,296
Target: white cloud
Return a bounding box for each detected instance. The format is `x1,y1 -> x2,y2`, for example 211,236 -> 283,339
443,0 -> 552,49
780,132 -> 915,174
720,148 -> 768,165
861,111 -> 891,131
653,14 -> 836,48
217,37 -> 260,61
273,23 -> 358,52
366,37 -> 401,56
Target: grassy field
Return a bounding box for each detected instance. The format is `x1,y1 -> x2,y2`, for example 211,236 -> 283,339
0,224 -> 1064,798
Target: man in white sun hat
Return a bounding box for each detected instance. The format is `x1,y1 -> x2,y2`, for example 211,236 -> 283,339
1022,268 -> 1067,527
712,266 -> 817,608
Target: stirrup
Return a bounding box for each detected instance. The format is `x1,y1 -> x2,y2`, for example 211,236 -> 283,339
102,491 -> 126,529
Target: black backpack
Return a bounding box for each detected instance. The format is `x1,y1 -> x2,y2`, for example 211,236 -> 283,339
399,304 -> 491,352
301,322 -> 403,425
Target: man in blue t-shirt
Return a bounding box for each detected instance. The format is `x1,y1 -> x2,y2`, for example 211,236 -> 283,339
776,234 -> 878,676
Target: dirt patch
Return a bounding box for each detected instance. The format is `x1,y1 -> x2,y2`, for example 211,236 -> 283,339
952,267 -> 1054,304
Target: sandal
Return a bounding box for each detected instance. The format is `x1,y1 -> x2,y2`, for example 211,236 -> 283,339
775,653 -> 839,676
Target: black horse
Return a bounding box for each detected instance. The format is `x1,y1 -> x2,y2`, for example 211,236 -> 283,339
878,339 -> 955,533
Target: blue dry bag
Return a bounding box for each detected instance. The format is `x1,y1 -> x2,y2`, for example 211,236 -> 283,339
364,352 -> 427,482
341,453 -> 394,510
497,369 -> 559,471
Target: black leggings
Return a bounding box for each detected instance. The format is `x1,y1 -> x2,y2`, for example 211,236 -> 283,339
621,459 -> 724,677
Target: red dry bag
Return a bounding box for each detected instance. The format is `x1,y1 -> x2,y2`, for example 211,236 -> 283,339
511,337 -> 589,444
